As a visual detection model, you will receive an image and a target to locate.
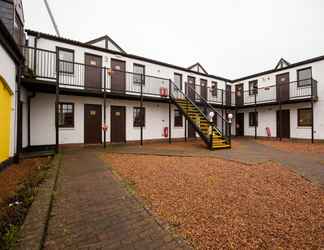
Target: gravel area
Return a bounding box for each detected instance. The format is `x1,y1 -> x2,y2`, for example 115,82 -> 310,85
257,139 -> 324,154
0,158 -> 51,206
104,153 -> 324,249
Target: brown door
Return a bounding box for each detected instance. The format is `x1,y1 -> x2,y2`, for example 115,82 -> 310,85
236,113 -> 244,136
276,72 -> 290,102
85,54 -> 102,90
188,123 -> 196,139
111,59 -> 126,93
187,76 -> 196,101
84,104 -> 102,144
235,84 -> 244,106
277,109 -> 290,138
200,79 -> 207,100
226,85 -> 231,106
111,106 -> 126,143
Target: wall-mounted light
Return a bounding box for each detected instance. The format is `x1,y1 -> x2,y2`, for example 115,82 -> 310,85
228,113 -> 233,123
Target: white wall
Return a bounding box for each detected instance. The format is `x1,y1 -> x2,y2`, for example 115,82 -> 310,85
0,44 -> 17,157
30,93 -> 185,145
237,102 -> 322,139
27,36 -> 229,93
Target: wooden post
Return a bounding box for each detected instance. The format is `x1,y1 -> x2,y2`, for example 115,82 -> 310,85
311,73 -> 314,143
55,48 -> 60,153
278,83 -> 282,141
169,80 -> 172,144
140,74 -> 144,145
254,88 -> 257,140
103,67 -> 107,148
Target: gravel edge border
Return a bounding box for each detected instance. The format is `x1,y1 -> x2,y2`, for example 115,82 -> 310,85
15,154 -> 62,250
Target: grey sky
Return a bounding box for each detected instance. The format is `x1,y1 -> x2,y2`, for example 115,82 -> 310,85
24,0 -> 324,79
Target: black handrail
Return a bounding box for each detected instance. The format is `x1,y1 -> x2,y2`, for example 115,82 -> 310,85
187,84 -> 228,124
170,80 -> 214,128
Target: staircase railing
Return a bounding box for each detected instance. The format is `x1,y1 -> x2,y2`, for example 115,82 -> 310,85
186,84 -> 231,145
169,80 -> 215,149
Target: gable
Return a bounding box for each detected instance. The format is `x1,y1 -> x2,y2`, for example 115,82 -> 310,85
188,62 -> 208,74
274,58 -> 290,70
86,35 -> 126,54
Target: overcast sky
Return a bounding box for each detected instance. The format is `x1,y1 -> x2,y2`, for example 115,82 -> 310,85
23,0 -> 324,79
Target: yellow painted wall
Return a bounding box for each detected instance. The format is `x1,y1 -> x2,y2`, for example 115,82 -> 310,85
0,78 -> 12,163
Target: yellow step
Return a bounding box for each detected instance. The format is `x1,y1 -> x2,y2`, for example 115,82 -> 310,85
212,144 -> 231,149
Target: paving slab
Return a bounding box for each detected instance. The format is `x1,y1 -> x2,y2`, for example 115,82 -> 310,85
43,147 -> 190,250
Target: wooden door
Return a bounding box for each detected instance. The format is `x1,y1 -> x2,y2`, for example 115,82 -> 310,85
187,76 -> 196,101
111,59 -> 126,93
200,79 -> 207,100
188,123 -> 196,139
235,84 -> 244,106
226,85 -> 231,106
236,113 -> 244,136
84,104 -> 102,144
276,72 -> 290,102
111,106 -> 126,143
277,109 -> 290,138
85,54 -> 102,90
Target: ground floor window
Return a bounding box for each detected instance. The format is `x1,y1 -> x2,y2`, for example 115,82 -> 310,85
133,107 -> 145,127
174,109 -> 183,127
249,111 -> 258,127
298,108 -> 312,127
58,103 -> 74,128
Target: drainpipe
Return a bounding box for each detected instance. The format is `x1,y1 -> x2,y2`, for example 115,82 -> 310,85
15,63 -> 23,163
27,92 -> 36,148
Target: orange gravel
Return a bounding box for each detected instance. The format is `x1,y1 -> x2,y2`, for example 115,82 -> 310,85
0,158 -> 51,205
257,139 -> 324,154
104,153 -> 324,249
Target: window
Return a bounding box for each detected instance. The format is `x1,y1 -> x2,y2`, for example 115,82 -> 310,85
249,112 -> 258,127
174,73 -> 182,90
249,80 -> 258,95
297,67 -> 312,87
211,81 -> 217,97
58,48 -> 74,74
58,103 -> 74,128
133,107 -> 145,127
174,109 -> 183,127
133,64 -> 145,85
298,108 -> 312,127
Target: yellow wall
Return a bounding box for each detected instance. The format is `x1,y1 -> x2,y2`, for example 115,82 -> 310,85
0,78 -> 12,163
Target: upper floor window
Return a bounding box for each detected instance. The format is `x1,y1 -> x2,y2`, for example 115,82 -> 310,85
174,73 -> 182,90
133,64 -> 145,85
133,107 -> 145,127
249,80 -> 258,95
297,67 -> 312,87
58,103 -> 74,128
211,81 -> 218,97
249,111 -> 258,127
298,108 -> 312,127
174,109 -> 183,127
58,48 -> 74,74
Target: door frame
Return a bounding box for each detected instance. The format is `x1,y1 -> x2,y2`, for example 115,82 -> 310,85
200,79 -> 207,100
111,58 -> 126,92
187,76 -> 196,100
276,72 -> 290,102
84,104 -> 102,144
226,85 -> 231,106
276,109 -> 290,138
110,105 -> 126,143
235,83 -> 244,106
84,53 -> 102,89
236,112 -> 244,136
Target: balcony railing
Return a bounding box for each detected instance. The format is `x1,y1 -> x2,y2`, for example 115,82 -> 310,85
23,46 -> 317,106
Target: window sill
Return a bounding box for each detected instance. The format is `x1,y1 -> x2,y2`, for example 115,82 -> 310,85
59,127 -> 75,131
296,126 -> 312,129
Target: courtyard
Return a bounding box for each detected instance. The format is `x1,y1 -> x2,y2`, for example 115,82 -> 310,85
16,138 -> 324,249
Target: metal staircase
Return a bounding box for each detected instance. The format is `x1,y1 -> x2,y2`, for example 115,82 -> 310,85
170,81 -> 231,150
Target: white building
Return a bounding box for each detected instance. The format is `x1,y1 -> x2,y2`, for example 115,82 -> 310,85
1,16 -> 323,161
18,29 -> 323,152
